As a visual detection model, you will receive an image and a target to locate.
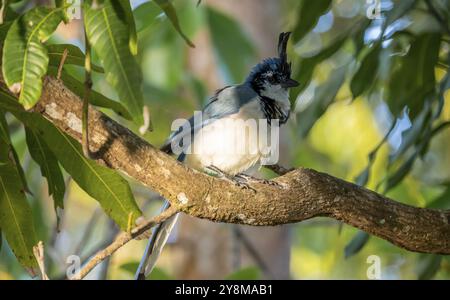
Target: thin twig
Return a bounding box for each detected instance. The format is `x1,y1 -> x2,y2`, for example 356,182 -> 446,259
56,48 -> 69,80
33,241 -> 49,280
97,220 -> 119,280
70,206 -> 179,280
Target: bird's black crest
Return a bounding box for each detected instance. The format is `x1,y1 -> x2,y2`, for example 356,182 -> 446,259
278,32 -> 292,75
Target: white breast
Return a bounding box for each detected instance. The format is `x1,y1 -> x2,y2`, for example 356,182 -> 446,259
184,100 -> 269,175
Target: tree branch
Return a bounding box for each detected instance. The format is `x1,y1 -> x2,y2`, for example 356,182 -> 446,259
71,205 -> 178,280
8,75 -> 450,258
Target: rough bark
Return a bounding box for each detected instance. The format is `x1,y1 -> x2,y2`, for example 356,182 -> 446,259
18,76 -> 449,255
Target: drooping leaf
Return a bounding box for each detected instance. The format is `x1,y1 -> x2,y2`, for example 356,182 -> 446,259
133,1 -> 163,32
24,114 -> 142,230
47,44 -> 104,73
292,0 -> 332,43
2,6 -> 64,109
350,43 -> 381,98
0,90 -> 142,230
344,231 -> 370,259
384,152 -> 418,193
387,33 -> 441,118
153,0 -> 194,47
0,110 -> 31,194
206,7 -> 256,83
118,0 -> 138,55
0,123 -> 38,273
84,0 -> 144,125
25,127 -> 65,210
297,66 -> 347,138
47,66 -> 132,120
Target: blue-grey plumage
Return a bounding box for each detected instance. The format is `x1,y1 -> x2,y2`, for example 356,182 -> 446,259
136,32 -> 299,279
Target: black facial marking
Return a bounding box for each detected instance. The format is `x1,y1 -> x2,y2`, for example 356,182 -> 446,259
260,96 -> 289,125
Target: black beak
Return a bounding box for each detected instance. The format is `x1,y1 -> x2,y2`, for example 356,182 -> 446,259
281,78 -> 299,88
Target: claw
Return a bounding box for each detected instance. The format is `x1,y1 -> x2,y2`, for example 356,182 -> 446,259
205,166 -> 257,192
235,173 -> 284,188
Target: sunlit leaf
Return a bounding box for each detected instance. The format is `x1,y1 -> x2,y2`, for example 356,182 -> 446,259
0,93 -> 142,231
2,6 -> 64,109
24,114 -> 142,230
84,0 -> 144,125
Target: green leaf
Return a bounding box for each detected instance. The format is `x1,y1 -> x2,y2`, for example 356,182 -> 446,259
0,110 -> 31,194
206,7 -> 256,82
24,114 -> 142,230
297,66 -> 347,138
2,6 -> 64,109
344,231 -> 370,259
417,255 -> 442,280
225,266 -> 261,280
84,0 -> 144,125
427,186 -> 450,209
47,44 -> 104,73
0,133 -> 38,273
133,1 -> 163,32
25,127 -> 65,210
47,66 -> 132,120
384,152 -> 417,193
153,0 -> 194,47
387,33 -> 441,118
350,43 -> 381,98
118,0 -> 138,55
292,0 -> 332,43
55,0 -> 74,23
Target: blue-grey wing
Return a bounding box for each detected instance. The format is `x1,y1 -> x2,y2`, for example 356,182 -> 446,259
160,84 -> 258,156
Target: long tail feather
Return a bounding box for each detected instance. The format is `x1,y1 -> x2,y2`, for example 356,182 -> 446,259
135,201 -> 179,280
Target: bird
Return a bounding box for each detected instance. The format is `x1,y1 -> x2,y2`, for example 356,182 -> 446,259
135,32 -> 299,279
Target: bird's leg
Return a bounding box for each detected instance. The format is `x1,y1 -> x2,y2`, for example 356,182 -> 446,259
205,165 -> 256,192
234,173 -> 283,187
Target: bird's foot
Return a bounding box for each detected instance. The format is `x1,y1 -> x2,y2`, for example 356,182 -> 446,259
234,173 -> 284,188
205,165 -> 256,192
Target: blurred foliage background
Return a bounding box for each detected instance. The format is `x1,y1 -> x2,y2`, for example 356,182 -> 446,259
1,0 -> 450,279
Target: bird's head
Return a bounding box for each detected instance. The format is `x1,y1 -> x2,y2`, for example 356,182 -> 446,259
246,32 -> 299,100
